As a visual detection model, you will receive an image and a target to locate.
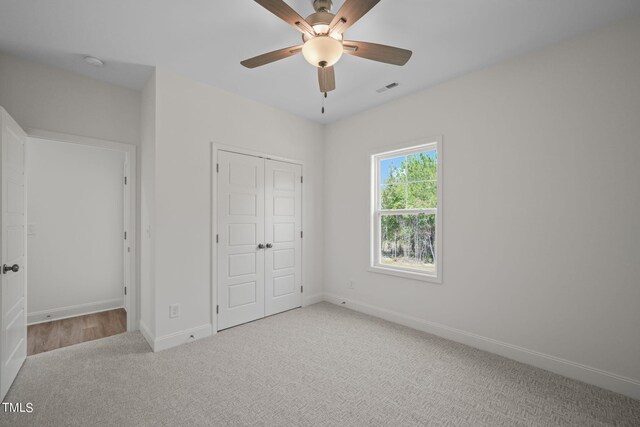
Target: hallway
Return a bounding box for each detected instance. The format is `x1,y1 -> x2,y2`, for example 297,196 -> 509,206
27,309 -> 126,355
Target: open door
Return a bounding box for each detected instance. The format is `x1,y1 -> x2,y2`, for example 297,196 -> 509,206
0,107 -> 27,400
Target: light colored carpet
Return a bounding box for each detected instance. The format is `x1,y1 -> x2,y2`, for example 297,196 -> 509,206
2,302 -> 639,426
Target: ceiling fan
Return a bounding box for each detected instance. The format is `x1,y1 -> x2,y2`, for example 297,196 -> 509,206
241,0 -> 412,97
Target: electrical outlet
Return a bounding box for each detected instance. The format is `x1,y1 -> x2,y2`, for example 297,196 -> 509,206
348,280 -> 355,289
169,304 -> 180,318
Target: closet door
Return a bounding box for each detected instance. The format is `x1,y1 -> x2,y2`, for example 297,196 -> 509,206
264,159 -> 302,316
217,151 -> 265,330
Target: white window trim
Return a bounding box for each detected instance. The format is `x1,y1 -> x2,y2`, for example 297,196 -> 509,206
369,137 -> 443,284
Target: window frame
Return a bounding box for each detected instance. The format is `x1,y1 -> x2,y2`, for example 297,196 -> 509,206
369,138 -> 443,283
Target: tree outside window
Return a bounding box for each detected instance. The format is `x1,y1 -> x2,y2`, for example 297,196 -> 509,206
372,141 -> 441,281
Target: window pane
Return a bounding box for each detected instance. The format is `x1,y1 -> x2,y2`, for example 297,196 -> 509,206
380,213 -> 436,272
407,182 -> 437,209
406,150 -> 437,182
380,156 -> 406,185
381,184 -> 407,209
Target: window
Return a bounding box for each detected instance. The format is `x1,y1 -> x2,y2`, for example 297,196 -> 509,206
370,139 -> 442,282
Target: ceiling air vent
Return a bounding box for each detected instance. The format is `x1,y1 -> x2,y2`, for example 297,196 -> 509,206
376,82 -> 399,93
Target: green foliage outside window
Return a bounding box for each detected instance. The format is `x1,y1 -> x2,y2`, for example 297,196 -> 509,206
380,152 -> 437,270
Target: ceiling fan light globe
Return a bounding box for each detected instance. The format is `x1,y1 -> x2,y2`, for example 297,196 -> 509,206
302,36 -> 343,68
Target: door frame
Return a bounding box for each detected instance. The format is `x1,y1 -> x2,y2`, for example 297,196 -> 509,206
26,129 -> 138,332
211,142 -> 305,332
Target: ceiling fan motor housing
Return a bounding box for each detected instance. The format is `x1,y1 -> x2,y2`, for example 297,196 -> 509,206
303,10 -> 336,41
313,0 -> 333,12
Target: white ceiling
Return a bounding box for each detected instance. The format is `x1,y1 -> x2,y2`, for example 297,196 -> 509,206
1,0 -> 639,124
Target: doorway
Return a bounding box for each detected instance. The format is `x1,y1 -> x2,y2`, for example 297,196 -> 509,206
215,149 -> 303,330
25,131 -> 136,354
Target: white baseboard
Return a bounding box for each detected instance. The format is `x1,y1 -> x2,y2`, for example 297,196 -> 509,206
138,320 -> 155,351
323,292 -> 640,400
152,324 -> 213,352
304,293 -> 324,306
27,298 -> 124,325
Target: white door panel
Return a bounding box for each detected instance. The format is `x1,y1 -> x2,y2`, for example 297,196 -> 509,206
1,107 -> 27,400
217,151 -> 265,330
273,275 -> 296,297
273,248 -> 295,270
228,253 -> 257,277
228,223 -> 258,246
264,159 -> 302,316
228,281 -> 258,308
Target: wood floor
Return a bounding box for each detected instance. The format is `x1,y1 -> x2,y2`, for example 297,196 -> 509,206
27,308 -> 127,356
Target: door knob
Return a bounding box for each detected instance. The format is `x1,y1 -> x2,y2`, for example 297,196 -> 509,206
266,243 -> 273,248
257,243 -> 265,249
3,264 -> 19,274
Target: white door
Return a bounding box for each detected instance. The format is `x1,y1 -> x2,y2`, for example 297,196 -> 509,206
216,152 -> 303,330
264,159 -> 302,316
217,151 -> 265,330
0,108 -> 27,400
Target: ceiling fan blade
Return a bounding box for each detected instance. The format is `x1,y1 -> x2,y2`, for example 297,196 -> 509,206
254,0 -> 315,37
241,45 -> 303,69
318,66 -> 336,93
329,0 -> 381,34
343,41 -> 412,66
240,45 -> 302,68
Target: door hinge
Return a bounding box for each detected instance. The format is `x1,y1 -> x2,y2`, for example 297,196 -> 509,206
301,286 -> 303,293
124,231 -> 127,240
300,231 -> 303,238
124,176 -> 127,185
216,234 -> 219,243
216,163 -> 219,173
301,176 -> 303,183
216,305 -> 219,314
124,286 -> 127,296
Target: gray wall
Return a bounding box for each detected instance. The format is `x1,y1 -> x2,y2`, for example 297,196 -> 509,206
0,53 -> 140,144
324,16 -> 640,394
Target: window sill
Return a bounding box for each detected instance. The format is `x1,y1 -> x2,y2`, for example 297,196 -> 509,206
368,265 -> 442,284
